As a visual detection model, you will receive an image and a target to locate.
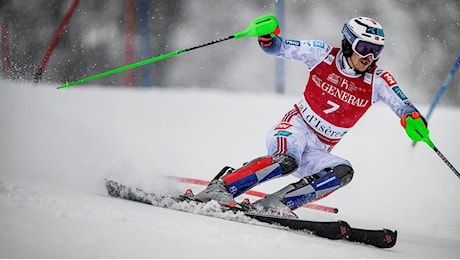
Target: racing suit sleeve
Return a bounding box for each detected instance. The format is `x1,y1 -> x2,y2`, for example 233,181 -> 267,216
373,70 -> 420,118
259,36 -> 332,70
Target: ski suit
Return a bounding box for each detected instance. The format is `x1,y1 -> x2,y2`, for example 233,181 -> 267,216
195,36 -> 421,211
262,37 -> 419,178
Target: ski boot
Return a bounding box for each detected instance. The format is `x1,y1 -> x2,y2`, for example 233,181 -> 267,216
193,166 -> 238,207
251,186 -> 299,218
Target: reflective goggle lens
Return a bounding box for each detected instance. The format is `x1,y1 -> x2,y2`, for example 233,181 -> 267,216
352,40 -> 384,59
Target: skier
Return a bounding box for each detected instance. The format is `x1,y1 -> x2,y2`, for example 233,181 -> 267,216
194,16 -> 428,216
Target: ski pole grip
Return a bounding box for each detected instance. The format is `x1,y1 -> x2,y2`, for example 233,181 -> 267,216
404,115 -> 435,148
404,114 -> 427,140
234,14 -> 279,39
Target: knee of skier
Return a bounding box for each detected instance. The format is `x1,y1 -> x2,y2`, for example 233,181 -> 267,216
332,164 -> 354,187
273,154 -> 298,175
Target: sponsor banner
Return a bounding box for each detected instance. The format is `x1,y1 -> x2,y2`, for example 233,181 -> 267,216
274,122 -> 293,130
324,54 -> 334,65
274,130 -> 292,137
285,39 -> 300,46
296,97 -> 350,141
381,72 -> 397,87
311,74 -> 369,107
364,72 -> 372,84
391,86 -> 408,100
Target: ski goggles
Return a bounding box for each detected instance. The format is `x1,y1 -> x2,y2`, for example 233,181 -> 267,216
351,39 -> 384,59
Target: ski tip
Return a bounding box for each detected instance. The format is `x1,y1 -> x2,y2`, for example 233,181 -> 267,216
105,179 -> 121,197
369,228 -> 398,248
384,229 -> 397,248
347,227 -> 398,248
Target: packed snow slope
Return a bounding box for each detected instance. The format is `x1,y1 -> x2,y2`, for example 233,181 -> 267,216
1,80 -> 459,258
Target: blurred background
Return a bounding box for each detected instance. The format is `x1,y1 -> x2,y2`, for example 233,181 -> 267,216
1,0 -> 459,105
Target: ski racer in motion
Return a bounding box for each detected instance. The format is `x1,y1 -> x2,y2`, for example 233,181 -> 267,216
194,16 -> 429,216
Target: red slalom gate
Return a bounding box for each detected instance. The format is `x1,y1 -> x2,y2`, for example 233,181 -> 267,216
2,19 -> 10,78
34,0 -> 80,82
168,176 -> 338,214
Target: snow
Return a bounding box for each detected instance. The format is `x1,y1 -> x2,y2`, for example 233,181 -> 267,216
1,80 -> 459,258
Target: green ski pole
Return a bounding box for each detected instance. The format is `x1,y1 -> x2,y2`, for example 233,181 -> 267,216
405,116 -> 460,180
57,14 -> 279,89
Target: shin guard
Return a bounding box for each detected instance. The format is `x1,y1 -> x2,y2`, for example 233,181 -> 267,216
284,164 -> 354,210
222,154 -> 297,197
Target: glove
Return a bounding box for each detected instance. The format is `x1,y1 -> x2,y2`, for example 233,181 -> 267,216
400,112 -> 428,142
258,26 -> 281,47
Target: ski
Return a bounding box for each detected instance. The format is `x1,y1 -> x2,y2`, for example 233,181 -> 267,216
242,211 -> 350,240
165,175 -> 339,214
105,179 -> 396,248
